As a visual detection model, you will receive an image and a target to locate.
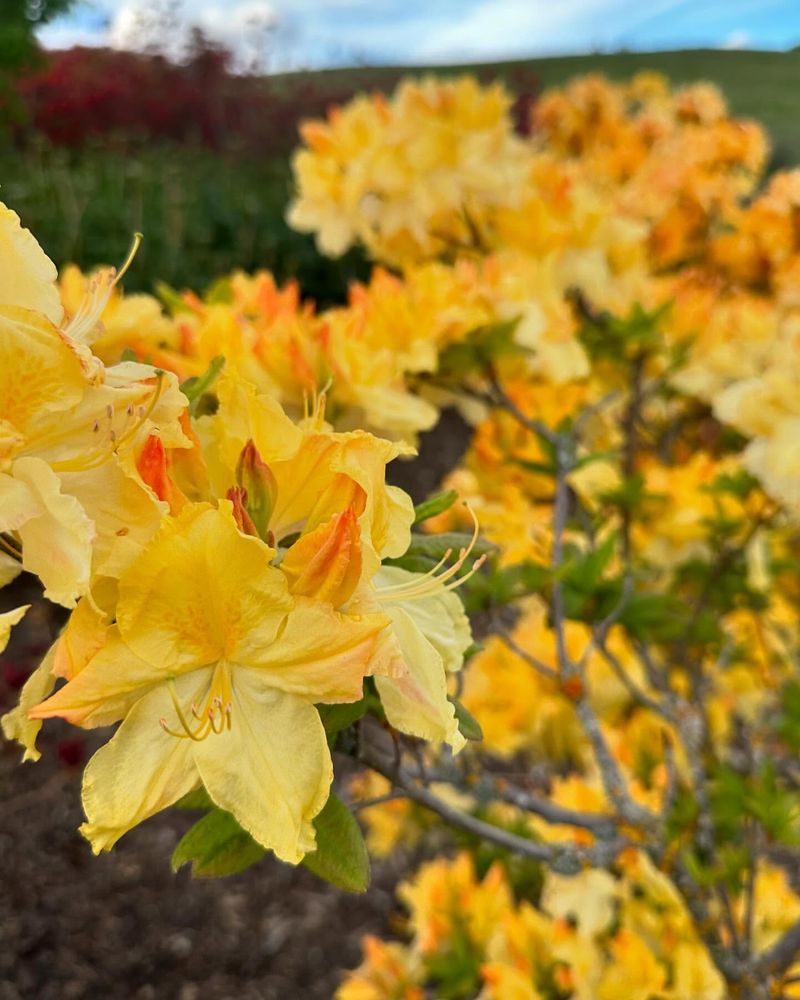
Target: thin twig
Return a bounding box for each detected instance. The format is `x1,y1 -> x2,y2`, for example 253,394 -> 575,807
360,744 -> 628,871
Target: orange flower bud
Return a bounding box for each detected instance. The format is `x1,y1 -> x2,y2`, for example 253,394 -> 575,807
136,434 -> 187,514
280,505 -> 363,607
226,486 -> 259,538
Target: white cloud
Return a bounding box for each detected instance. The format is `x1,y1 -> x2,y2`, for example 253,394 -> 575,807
413,0 -> 696,61
721,28 -> 750,49
107,0 -> 285,68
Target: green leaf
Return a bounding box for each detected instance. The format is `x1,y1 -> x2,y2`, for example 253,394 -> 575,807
317,697 -> 370,748
181,356 -> 225,414
172,808 -> 266,877
388,532 -> 495,568
413,489 -> 459,526
449,697 -> 483,741
775,681 -> 800,753
438,317 -> 523,377
174,787 -> 213,811
203,276 -> 234,304
301,792 -> 370,893
156,280 -> 194,315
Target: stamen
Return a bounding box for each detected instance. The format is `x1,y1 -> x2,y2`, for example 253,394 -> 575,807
115,232 -> 144,284
377,503 -> 486,603
50,372 -> 166,475
64,232 -> 143,345
160,671 -> 233,741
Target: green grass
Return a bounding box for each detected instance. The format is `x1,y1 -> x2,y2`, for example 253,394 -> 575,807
0,141 -> 368,300
2,48 -> 799,298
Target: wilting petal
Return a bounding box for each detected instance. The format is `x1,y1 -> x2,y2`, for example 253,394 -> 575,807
281,506 -> 363,607
117,503 -> 291,671
11,457 -> 94,608
193,672 -> 332,863
237,597 -> 389,703
79,678 -> 200,853
0,204 -> 63,325
1,644 -> 57,761
374,606 -> 465,752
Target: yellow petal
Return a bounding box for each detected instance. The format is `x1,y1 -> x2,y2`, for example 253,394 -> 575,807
59,458 -> 164,580
269,433 -> 366,542
0,604 -> 29,653
194,673 -> 332,863
52,593 -> 110,680
79,678 -> 200,853
1,643 -> 56,761
0,203 -> 63,325
117,502 -> 291,671
329,432 -> 415,560
0,307 -> 84,444
11,457 -> 94,608
30,627 -> 168,728
0,551 -> 21,587
374,606 -> 465,752
237,597 -> 389,704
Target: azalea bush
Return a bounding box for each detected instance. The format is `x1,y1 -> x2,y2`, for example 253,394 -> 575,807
4,69 -> 800,999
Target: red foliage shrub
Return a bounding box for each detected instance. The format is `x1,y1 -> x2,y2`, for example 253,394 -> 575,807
17,46 -> 538,154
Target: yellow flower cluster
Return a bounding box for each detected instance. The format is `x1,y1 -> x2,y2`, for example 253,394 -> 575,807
339,850 -> 800,1000
287,76 -> 533,265
534,73 -> 767,270
0,204 -> 477,864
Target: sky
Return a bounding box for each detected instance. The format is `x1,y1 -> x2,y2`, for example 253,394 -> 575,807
37,0 -> 800,71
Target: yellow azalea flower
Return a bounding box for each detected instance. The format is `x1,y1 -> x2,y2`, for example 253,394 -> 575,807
335,936 -> 424,1000
0,305 -> 188,604
288,76 -> 531,267
670,941 -> 725,1000
29,502 -> 390,862
540,868 -> 619,938
362,562 -> 472,751
200,371 -> 415,575
347,771 -> 419,857
597,928 -> 667,1000
479,965 -> 544,1000
400,852 -> 514,956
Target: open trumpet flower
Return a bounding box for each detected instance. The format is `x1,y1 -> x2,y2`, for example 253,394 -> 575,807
28,502 -> 390,862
